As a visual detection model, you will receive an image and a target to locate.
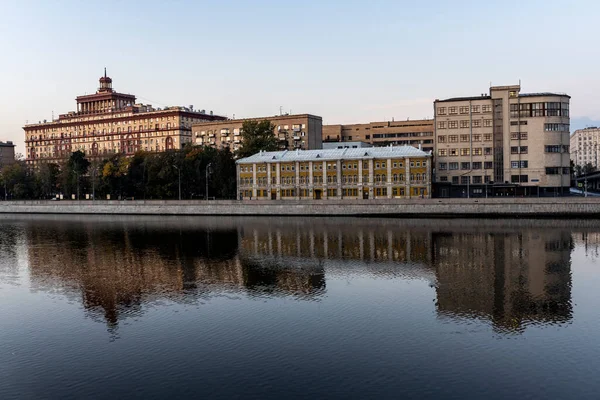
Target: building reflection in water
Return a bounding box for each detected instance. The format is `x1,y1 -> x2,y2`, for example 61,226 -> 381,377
22,216 -> 575,333
432,229 -> 573,333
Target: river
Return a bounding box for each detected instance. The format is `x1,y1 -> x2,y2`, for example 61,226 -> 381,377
0,215 -> 598,399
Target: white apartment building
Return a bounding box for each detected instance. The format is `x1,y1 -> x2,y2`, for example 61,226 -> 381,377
571,127 -> 600,169
434,85 -> 570,197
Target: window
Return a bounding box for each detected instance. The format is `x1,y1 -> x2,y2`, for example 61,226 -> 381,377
472,162 -> 482,169
449,162 -> 459,170
472,120 -> 481,128
546,167 -> 561,175
511,146 -> 519,154
449,149 -> 458,156
460,120 -> 470,128
520,146 -> 528,154
438,107 -> 447,115
473,148 -> 482,156
448,121 -> 458,129
449,135 -> 458,142
484,161 -> 493,169
438,121 -> 446,129
472,176 -> 483,184
438,163 -> 447,171
471,105 -> 480,113
473,134 -> 481,141
482,105 -> 492,113
484,147 -> 492,155
438,135 -> 447,143
438,149 -> 447,156
440,176 -> 448,182
484,134 -> 492,141
460,134 -> 469,142
460,148 -> 470,156
511,161 -> 528,168
459,106 -> 469,114
452,176 -> 459,184
449,107 -> 458,115
461,176 -> 470,184
562,167 -> 570,175
484,119 -> 492,127
461,162 -> 471,170
545,123 -> 570,132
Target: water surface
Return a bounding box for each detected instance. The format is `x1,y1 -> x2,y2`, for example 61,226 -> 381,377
0,216 -> 599,399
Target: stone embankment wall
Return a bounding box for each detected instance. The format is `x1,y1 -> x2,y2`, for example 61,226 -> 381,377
1,199 -> 599,217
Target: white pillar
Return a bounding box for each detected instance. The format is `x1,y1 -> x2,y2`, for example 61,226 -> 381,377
323,160 -> 328,199
276,164 -> 281,199
405,158 -> 411,198
252,164 -> 257,199
387,158 -> 392,199
368,159 -> 374,199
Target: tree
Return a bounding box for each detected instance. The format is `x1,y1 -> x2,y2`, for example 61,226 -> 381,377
235,120 -> 279,159
35,163 -> 60,198
1,162 -> 32,199
583,162 -> 596,176
66,151 -> 90,199
101,155 -> 129,199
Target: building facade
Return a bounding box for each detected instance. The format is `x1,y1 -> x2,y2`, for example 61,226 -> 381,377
192,114 -> 322,152
24,71 -> 226,166
570,127 -> 600,169
323,119 -> 434,152
0,141 -> 15,168
236,146 -> 431,200
434,85 -> 570,197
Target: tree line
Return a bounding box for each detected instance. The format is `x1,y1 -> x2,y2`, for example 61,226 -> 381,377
1,120 -> 279,200
1,146 -> 236,200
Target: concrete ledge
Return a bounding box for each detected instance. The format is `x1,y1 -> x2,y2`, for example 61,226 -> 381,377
0,198 -> 599,218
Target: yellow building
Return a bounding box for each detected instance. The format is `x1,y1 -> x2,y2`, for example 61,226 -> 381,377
236,146 -> 431,200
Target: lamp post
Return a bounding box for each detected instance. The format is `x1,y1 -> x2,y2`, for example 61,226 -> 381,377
173,164 -> 181,201
205,162 -> 212,201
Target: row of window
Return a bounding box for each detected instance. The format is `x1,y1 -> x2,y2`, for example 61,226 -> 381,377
546,167 -> 571,175
438,148 -> 492,156
545,145 -> 569,153
544,123 -> 570,132
241,173 -> 427,185
509,102 -> 569,118
439,162 -> 494,171
439,134 -> 492,143
438,120 -> 493,129
437,105 -> 492,115
239,160 -> 427,173
439,176 -> 491,184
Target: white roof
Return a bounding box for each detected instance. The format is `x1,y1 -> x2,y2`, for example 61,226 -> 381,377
237,146 -> 431,164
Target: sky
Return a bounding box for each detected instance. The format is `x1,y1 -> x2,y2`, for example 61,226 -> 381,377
1,0 -> 599,155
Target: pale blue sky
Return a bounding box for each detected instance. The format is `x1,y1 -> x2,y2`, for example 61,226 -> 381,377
1,0 -> 599,154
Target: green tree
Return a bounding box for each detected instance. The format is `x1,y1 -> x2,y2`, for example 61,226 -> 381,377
35,163 -> 60,199
1,162 -> 32,199
63,151 -> 90,199
583,162 -> 596,175
102,154 -> 129,199
236,120 -> 278,159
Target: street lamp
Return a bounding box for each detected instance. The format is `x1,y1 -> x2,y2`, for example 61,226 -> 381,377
173,164 -> 181,201
205,162 -> 212,201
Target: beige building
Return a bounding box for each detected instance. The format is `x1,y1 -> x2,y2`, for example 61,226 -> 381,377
236,146 -> 431,200
434,85 -> 570,197
570,127 -> 600,169
192,114 -> 322,152
0,141 -> 15,168
24,71 -> 226,166
323,119 -> 434,152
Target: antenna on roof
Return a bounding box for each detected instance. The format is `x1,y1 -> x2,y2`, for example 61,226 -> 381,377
104,67 -> 107,78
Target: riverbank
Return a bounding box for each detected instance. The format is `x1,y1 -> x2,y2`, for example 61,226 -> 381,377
1,198 -> 600,218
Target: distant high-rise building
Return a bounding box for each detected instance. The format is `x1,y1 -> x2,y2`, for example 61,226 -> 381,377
24,71 -> 226,165
434,85 -> 570,197
0,141 -> 15,168
570,127 -> 600,169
